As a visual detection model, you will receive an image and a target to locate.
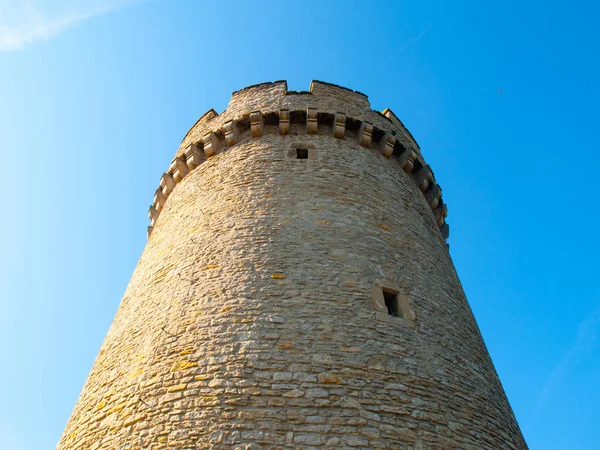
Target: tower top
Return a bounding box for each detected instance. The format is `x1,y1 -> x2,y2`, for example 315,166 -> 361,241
148,80 -> 448,242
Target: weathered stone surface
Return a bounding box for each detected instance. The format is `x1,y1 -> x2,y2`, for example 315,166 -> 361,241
57,80 -> 526,450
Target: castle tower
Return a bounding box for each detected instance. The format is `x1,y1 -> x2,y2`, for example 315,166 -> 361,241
58,81 -> 526,449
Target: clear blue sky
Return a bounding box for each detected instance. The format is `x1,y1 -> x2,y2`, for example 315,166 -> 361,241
1,1 -> 598,448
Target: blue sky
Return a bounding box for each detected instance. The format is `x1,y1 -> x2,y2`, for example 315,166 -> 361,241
1,1 -> 598,448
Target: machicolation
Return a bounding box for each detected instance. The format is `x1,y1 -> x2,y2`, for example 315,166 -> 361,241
149,81 -> 448,243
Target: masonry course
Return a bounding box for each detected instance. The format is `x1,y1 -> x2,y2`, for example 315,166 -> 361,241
57,80 -> 526,449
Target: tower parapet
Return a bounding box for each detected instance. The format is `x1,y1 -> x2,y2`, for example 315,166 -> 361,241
149,81 -> 447,240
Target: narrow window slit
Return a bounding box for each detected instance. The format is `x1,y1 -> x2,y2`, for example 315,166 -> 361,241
296,148 -> 308,159
383,289 -> 400,317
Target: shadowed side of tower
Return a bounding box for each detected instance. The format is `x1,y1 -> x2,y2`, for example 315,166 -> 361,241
57,81 -> 527,449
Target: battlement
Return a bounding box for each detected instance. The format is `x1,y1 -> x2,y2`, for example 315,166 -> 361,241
151,81 -> 448,241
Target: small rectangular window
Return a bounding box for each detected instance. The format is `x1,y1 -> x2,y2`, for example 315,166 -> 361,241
296,148 -> 308,159
383,289 -> 399,317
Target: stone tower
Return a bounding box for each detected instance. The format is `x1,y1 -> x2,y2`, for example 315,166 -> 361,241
58,81 -> 526,449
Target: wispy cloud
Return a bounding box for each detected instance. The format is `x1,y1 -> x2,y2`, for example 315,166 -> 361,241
0,0 -> 141,52
535,306 -> 600,416
396,23 -> 432,56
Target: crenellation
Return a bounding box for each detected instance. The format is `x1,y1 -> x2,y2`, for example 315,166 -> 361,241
175,81 -> 419,162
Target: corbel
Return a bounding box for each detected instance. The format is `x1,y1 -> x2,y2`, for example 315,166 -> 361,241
433,202 -> 448,227
250,110 -> 263,138
398,149 -> 417,173
223,120 -> 238,146
184,143 -> 203,170
148,205 -> 159,227
307,107 -> 318,135
358,121 -> 373,148
154,188 -> 167,212
333,112 -> 346,139
413,165 -> 434,192
425,184 -> 442,209
202,131 -> 220,157
279,109 -> 290,135
380,132 -> 396,159
160,172 -> 176,196
169,157 -> 189,182
440,223 -> 450,240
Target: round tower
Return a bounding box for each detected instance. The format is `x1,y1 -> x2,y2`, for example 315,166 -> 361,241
58,80 -> 526,449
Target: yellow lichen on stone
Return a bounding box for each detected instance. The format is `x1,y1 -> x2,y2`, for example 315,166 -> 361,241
220,305 -> 233,312
316,219 -> 331,225
123,413 -> 147,427
272,274 -> 286,279
318,373 -> 345,384
198,396 -> 220,406
107,403 -> 125,414
171,360 -> 197,372
127,368 -> 143,380
152,264 -> 174,282
203,264 -> 218,270
96,400 -> 106,411
377,223 -> 390,231
167,383 -> 187,393
179,348 -> 194,356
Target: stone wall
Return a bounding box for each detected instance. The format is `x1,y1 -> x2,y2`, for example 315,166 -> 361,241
57,81 -> 526,449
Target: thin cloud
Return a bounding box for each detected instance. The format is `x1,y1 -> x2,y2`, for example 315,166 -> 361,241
0,0 -> 141,51
535,306 -> 600,415
396,23 -> 432,55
